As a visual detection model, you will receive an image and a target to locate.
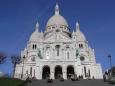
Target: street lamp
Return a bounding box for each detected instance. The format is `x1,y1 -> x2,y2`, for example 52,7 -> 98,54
21,55 -> 25,79
108,54 -> 112,68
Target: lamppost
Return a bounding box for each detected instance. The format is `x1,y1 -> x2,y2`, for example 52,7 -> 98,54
21,56 -> 25,79
108,54 -> 112,68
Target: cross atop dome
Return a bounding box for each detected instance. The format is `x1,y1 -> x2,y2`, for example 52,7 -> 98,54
55,3 -> 59,15
76,21 -> 80,32
35,21 -> 39,32
36,21 -> 39,27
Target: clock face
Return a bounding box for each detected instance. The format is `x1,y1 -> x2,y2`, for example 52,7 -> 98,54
31,57 -> 35,61
80,56 -> 85,61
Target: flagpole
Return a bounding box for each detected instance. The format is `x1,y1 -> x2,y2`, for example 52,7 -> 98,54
108,54 -> 112,68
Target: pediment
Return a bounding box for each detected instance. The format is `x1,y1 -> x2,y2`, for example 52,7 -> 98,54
44,33 -> 72,43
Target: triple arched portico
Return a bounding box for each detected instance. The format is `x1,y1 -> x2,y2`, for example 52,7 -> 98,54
42,65 -> 75,79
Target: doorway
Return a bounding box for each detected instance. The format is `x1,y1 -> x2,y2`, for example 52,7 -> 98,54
67,65 -> 75,79
55,65 -> 62,79
42,66 -> 50,79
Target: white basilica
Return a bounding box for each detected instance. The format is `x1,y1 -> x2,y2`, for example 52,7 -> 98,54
14,3 -> 103,80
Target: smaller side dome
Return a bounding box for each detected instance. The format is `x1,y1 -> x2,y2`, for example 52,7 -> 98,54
76,31 -> 86,41
29,31 -> 39,42
29,22 -> 40,42
76,22 -> 86,41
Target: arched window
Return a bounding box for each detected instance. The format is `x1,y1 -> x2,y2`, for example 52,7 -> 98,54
79,44 -> 83,49
56,29 -> 60,32
62,25 -> 67,30
32,44 -> 34,49
81,44 -> 83,48
79,44 -> 80,48
47,26 -> 51,30
32,44 -> 37,49
55,45 -> 60,56
30,67 -> 32,76
88,69 -> 90,77
84,66 -> 86,77
46,47 -> 50,59
52,26 -> 55,29
34,44 -> 37,49
34,69 -> 35,77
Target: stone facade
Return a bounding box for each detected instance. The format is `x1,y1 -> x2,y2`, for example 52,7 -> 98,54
14,3 -> 103,80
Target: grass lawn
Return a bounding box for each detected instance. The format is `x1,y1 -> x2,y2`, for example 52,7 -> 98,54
0,77 -> 24,86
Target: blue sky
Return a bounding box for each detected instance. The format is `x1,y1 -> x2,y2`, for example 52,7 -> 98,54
0,0 -> 115,75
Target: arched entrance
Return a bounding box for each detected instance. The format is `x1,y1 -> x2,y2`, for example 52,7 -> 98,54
55,65 -> 62,79
67,65 -> 75,79
42,65 -> 50,79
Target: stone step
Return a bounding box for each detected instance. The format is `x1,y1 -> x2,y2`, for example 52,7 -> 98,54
26,79 -> 113,86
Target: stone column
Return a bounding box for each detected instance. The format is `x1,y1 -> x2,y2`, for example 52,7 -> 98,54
50,67 -> 54,79
39,71 -> 42,79
63,66 -> 67,79
38,66 -> 42,79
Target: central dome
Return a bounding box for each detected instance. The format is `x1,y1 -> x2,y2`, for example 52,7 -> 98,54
46,3 -> 68,27
46,14 -> 68,27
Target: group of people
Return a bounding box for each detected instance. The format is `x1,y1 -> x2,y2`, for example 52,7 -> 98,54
103,66 -> 115,84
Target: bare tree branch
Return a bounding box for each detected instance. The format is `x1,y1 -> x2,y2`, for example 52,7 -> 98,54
11,54 -> 21,77
0,52 -> 6,64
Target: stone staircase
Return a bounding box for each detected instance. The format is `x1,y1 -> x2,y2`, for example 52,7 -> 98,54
26,79 -> 113,86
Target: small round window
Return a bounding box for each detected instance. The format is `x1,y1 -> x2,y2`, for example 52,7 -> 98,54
80,56 -> 85,61
31,57 -> 35,61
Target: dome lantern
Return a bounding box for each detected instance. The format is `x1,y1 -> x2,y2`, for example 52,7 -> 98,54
35,21 -> 39,32
46,3 -> 68,32
55,3 -> 59,15
76,21 -> 80,32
